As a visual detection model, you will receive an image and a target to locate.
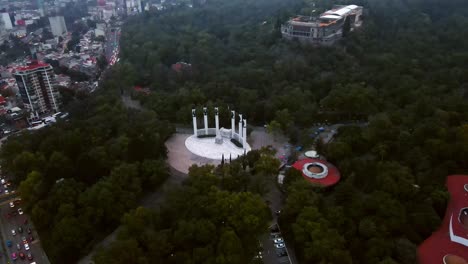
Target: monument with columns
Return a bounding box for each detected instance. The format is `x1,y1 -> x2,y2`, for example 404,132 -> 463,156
185,107 -> 251,160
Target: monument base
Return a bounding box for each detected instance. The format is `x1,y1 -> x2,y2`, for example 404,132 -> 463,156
185,135 -> 251,160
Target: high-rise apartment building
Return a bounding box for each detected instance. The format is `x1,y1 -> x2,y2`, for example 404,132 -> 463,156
14,61 -> 61,117
0,13 -> 13,30
48,16 -> 67,37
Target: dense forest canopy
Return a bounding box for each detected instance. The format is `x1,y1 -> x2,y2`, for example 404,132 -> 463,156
108,0 -> 468,263
0,89 -> 174,262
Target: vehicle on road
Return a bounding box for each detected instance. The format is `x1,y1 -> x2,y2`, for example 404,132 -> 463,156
6,240 -> 11,247
18,226 -> 23,233
18,208 -> 23,215
1,179 -> 5,184
24,243 -> 30,251
22,237 -> 27,244
9,201 -> 14,208
275,243 -> 286,249
5,189 -> 9,194
16,243 -> 21,250
19,252 -> 25,259
273,238 -> 284,244
27,253 -> 33,260
11,252 -> 17,260
11,229 -> 16,236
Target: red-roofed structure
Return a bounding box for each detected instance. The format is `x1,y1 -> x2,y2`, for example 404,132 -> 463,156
171,62 -> 192,73
15,61 -> 50,72
133,86 -> 150,95
292,158 -> 340,187
418,175 -> 468,264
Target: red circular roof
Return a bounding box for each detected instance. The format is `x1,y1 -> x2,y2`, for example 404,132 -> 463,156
292,158 -> 340,187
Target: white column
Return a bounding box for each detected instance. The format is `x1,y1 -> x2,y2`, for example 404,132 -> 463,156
231,110 -> 235,138
192,109 -> 197,136
203,107 -> 208,135
214,107 -> 219,136
243,119 -> 247,149
238,114 -> 243,138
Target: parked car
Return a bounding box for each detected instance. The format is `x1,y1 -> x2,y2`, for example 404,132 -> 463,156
19,252 -> 25,259
11,252 -> 17,260
275,243 -> 285,249
27,253 -> 33,260
11,229 -> 16,236
18,208 -> 23,215
16,243 -> 21,250
6,240 -> 12,247
9,202 -> 14,208
24,243 -> 30,251
273,238 -> 284,244
22,237 -> 27,244
18,226 -> 23,233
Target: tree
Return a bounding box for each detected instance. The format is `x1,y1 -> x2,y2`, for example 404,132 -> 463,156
97,54 -> 108,70
94,239 -> 149,264
18,171 -> 44,207
216,230 -> 243,264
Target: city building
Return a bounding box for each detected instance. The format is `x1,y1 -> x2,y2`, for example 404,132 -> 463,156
48,16 -> 67,37
0,13 -> 13,30
13,61 -> 61,117
292,157 -> 341,187
418,175 -> 468,264
126,0 -> 142,14
281,5 -> 363,45
95,22 -> 106,37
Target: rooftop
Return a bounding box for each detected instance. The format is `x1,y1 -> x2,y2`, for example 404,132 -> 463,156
292,158 -> 340,187
15,61 -> 50,72
418,175 -> 468,264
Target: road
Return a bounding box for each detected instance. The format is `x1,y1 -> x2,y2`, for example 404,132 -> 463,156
105,27 -> 120,65
0,194 -> 50,264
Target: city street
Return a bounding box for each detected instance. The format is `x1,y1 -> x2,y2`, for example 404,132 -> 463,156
0,194 -> 50,264
105,27 -> 120,65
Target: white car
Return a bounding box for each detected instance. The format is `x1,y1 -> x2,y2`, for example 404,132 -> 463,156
273,238 -> 284,244
24,243 -> 30,250
9,202 -> 14,208
275,243 -> 285,249
11,229 -> 16,236
5,189 -> 9,194
1,179 -> 5,184
18,208 -> 23,215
